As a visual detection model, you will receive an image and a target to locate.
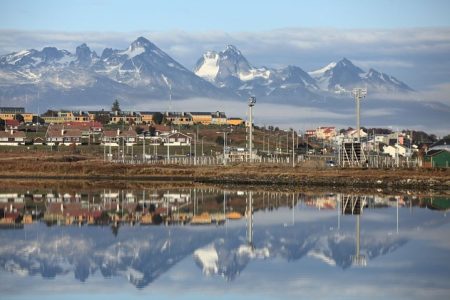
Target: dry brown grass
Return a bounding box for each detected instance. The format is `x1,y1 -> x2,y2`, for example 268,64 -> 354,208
0,152 -> 448,189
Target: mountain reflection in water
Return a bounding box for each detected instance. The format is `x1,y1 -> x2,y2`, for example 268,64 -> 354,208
1,187 -> 449,299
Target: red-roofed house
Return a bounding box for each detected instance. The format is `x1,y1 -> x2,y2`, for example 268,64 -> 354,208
316,127 -> 336,140
5,119 -> 20,129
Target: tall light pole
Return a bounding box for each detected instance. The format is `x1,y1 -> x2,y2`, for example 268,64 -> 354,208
248,96 -> 256,163
351,88 -> 367,142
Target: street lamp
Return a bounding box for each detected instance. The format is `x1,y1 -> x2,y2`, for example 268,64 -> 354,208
187,133 -> 197,165
248,96 -> 256,162
216,131 -> 230,165
201,136 -> 204,156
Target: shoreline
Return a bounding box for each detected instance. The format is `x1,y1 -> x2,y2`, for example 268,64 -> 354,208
0,153 -> 448,190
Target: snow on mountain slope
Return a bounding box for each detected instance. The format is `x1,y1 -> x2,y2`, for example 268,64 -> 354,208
194,51 -> 220,82
309,58 -> 413,93
0,36 -> 227,106
195,45 -> 318,98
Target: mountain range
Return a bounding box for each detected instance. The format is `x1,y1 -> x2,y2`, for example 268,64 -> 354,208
194,45 -> 413,99
0,36 -> 448,130
0,36 -> 413,104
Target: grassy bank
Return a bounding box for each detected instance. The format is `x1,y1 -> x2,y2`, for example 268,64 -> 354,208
0,152 -> 448,190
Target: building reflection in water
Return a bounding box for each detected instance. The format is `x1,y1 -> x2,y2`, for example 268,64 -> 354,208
0,188 -> 448,290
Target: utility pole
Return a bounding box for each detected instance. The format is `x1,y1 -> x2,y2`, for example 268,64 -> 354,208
194,127 -> 197,165
142,132 -> 145,163
292,129 -> 295,167
201,137 -> 204,156
248,96 -> 256,163
216,131 -> 228,165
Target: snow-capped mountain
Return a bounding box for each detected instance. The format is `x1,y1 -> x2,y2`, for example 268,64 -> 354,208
0,37 -> 227,108
194,45 -> 318,100
309,58 -> 414,94
2,37 -> 447,130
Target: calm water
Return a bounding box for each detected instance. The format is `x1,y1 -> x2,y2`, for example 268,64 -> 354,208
1,186 -> 449,300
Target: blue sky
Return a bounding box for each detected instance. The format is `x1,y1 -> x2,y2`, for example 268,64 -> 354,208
2,0 -> 450,31
1,0 -> 450,118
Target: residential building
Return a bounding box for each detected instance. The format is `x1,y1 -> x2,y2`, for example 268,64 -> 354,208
151,124 -> 172,136
61,121 -> 103,143
0,130 -> 26,146
0,111 -> 34,123
101,128 -> 138,146
190,112 -> 212,125
0,107 -> 25,114
110,111 -> 142,125
45,125 -> 83,146
0,113 -> 17,121
72,111 -> 90,122
305,129 -> 316,138
42,111 -> 74,124
316,127 -> 336,140
140,111 -> 159,124
211,111 -> 227,125
62,121 -> 103,132
162,132 -> 192,146
165,112 -> 193,126
333,129 -> 368,144
428,138 -> 450,152
226,118 -> 244,126
383,144 -> 412,158
5,119 -> 20,130
88,110 -> 111,123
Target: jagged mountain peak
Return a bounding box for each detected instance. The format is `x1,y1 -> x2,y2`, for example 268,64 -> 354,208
130,36 -> 155,50
334,58 -> 364,73
194,44 -> 253,83
75,43 -> 97,66
309,58 -> 412,93
223,44 -> 241,55
40,47 -> 67,61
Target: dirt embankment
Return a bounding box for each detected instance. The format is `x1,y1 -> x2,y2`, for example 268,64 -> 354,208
0,152 -> 448,190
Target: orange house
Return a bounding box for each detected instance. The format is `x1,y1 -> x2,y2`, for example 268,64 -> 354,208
190,112 -> 212,125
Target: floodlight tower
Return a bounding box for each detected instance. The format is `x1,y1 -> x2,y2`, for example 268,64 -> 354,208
351,88 -> 367,142
248,96 -> 256,162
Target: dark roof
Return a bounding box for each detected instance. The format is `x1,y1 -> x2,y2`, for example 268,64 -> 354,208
167,132 -> 191,139
140,111 -> 160,115
425,149 -> 447,156
190,112 -> 212,116
430,138 -> 450,148
0,107 -> 25,113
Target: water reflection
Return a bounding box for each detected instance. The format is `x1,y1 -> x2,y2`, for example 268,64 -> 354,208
0,187 -> 449,298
